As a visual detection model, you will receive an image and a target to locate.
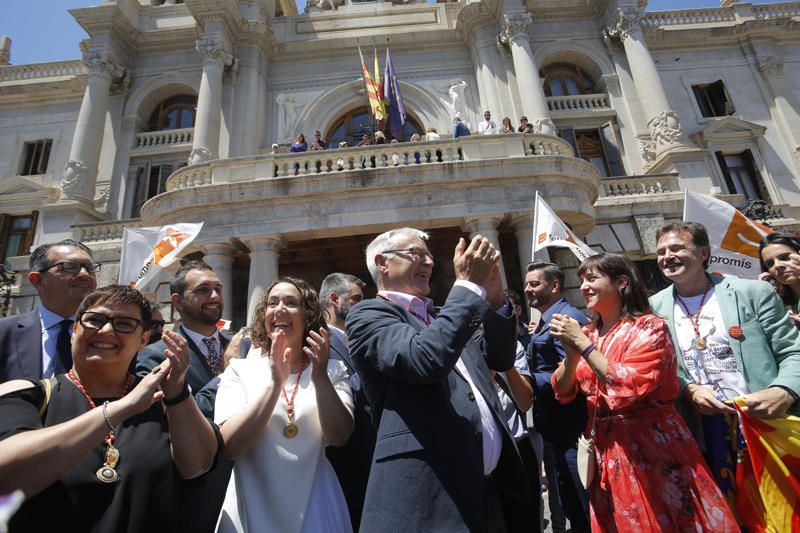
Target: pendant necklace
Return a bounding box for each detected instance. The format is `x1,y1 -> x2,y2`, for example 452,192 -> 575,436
67,369 -> 133,483
281,359 -> 308,439
675,282 -> 712,351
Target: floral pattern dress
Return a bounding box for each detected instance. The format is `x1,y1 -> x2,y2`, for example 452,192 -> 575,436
553,314 -> 740,532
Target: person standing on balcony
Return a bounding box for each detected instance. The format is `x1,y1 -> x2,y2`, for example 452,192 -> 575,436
478,110 -> 497,135
518,116 -> 533,133
290,133 -> 308,175
310,131 -> 327,172
452,115 -> 471,138
500,117 -> 514,134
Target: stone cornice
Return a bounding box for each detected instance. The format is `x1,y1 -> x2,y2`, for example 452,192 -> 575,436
184,0 -> 245,43
69,2 -> 141,59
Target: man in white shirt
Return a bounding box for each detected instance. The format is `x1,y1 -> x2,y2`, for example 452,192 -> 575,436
478,110 -> 498,135
347,228 -> 531,532
0,239 -> 98,382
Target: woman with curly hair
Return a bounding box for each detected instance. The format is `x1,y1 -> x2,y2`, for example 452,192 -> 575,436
759,231 -> 800,328
215,277 -> 355,533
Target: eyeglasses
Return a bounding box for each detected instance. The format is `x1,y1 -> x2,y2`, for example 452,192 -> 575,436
79,311 -> 143,334
382,247 -> 434,261
151,320 -> 166,329
41,261 -> 101,274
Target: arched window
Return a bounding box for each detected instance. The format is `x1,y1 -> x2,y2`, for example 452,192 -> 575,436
146,94 -> 197,131
325,107 -> 423,146
540,63 -> 596,97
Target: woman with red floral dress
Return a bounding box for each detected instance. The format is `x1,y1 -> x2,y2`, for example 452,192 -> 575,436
550,253 -> 739,532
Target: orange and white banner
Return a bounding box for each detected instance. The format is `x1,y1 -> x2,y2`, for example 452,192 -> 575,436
532,193 -> 597,262
683,190 -> 772,279
118,222 -> 204,290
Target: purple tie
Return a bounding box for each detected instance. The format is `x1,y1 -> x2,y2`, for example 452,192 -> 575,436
202,337 -> 223,375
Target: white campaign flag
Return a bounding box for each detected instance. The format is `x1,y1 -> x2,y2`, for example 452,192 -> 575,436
532,193 -> 597,262
118,222 -> 204,290
683,190 -> 772,279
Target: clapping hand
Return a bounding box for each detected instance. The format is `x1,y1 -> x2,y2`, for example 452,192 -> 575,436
550,314 -> 588,352
305,328 -> 331,383
269,330 -> 291,386
453,236 -> 500,288
160,330 -> 191,399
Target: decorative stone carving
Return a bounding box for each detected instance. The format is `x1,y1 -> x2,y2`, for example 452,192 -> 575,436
604,8 -> 645,45
647,110 -> 684,153
188,146 -> 212,166
304,0 -> 345,12
758,56 -> 784,78
83,51 -> 125,82
636,134 -> 656,162
530,118 -> 556,136
94,184 -> 111,211
196,38 -> 234,67
275,93 -> 309,143
61,160 -> 93,201
432,79 -> 470,125
741,199 -> 781,224
110,70 -> 131,96
501,11 -> 532,42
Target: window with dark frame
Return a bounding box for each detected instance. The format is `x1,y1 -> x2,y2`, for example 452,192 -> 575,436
558,123 -> 625,177
19,139 -> 52,176
715,150 -> 770,201
146,94 -> 197,132
0,212 -> 38,265
540,63 -> 596,97
692,80 -> 735,118
130,161 -> 187,218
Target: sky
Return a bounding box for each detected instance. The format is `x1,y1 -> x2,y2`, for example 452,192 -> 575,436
0,0 -> 783,66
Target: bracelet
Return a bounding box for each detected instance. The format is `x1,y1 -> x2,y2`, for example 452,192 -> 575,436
580,343 -> 597,360
101,401 -> 116,432
162,383 -> 191,406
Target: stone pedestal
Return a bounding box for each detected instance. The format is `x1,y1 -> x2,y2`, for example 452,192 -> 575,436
245,235 -> 284,325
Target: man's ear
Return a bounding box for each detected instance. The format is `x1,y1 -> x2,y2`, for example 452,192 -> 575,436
329,292 -> 340,306
28,271 -> 44,291
701,245 -> 711,264
170,293 -> 182,312
374,253 -> 388,274
551,278 -> 561,295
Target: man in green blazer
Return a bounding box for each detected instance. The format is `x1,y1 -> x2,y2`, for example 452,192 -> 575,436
650,221 -> 800,419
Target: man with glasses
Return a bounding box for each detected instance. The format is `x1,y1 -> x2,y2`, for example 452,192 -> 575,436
346,227 -> 532,532
0,239 -> 98,382
478,110 -> 497,135
147,306 -> 166,345
136,259 -> 231,533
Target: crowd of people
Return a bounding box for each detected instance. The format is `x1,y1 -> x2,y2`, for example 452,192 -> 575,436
0,220 -> 798,532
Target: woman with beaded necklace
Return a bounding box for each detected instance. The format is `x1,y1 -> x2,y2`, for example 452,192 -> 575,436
549,253 -> 738,532
0,285 -> 218,532
214,277 -> 354,533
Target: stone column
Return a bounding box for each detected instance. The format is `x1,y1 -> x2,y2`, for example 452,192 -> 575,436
202,242 -> 237,321
472,26 -> 502,116
61,51 -> 124,203
244,235 -> 284,325
463,217 -> 508,289
230,46 -> 263,157
512,213 -> 534,284
499,12 -> 555,135
605,8 -> 685,157
190,37 -> 234,165
757,56 -> 800,172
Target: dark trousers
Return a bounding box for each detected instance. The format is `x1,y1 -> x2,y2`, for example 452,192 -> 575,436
553,443 -> 590,533
499,436 -> 542,533
179,457 -> 233,533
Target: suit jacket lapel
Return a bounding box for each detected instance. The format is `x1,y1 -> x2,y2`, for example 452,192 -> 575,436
15,311 -> 43,378
179,326 -> 215,380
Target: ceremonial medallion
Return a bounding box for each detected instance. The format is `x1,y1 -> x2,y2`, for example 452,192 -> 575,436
97,465 -> 119,483
693,337 -> 707,350
283,422 -> 299,438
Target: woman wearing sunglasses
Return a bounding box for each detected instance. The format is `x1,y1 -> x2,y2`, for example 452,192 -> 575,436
0,285 -> 219,532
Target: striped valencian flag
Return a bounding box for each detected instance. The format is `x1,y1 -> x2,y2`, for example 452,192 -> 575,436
734,397 -> 800,532
357,45 -> 386,122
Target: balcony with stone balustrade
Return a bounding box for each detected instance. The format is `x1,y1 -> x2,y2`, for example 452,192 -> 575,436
546,93 -> 613,118
131,127 -> 194,156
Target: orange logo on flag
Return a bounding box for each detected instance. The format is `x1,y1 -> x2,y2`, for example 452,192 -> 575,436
538,233 -> 547,244
152,228 -> 189,264
720,210 -> 772,259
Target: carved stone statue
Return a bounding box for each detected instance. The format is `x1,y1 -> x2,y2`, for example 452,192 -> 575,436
433,79 -> 470,128
276,93 -> 307,143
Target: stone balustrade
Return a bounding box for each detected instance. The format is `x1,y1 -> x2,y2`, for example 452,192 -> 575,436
601,174 -> 680,198
752,3 -> 800,19
166,133 -> 575,192
135,128 -> 194,149
547,93 -> 610,113
641,8 -> 735,27
0,61 -> 86,82
74,219 -> 142,243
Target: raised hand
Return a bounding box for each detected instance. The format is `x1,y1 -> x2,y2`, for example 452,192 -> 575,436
269,330 -> 291,386
120,360 -> 169,416
453,235 -> 500,288
305,328 -> 331,382
549,314 -> 588,351
484,264 -> 506,310
160,329 -> 191,399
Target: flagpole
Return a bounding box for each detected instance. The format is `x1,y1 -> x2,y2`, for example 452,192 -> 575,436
531,191 -> 540,262
356,42 -> 373,145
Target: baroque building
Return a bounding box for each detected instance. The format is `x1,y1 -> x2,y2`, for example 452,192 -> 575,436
0,0 -> 799,325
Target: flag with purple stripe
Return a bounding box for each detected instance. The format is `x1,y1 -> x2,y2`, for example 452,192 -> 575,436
383,47 -> 407,140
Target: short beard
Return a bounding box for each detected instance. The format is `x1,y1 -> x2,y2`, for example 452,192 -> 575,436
335,300 -> 350,323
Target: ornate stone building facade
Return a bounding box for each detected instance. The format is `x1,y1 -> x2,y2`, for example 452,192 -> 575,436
1,0 -> 799,325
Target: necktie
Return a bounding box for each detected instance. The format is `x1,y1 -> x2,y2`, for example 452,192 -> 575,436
202,337 -> 223,375
54,319 -> 74,374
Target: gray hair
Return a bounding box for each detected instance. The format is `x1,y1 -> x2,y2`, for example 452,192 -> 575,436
365,227 -> 429,285
320,273 -> 365,308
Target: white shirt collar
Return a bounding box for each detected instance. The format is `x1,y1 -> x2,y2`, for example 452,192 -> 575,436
181,325 -> 220,354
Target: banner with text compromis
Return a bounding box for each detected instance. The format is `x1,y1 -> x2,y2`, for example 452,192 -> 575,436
531,193 -> 597,262
118,223 -> 204,291
683,190 -> 772,279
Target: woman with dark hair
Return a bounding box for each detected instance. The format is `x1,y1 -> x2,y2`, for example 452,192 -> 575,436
500,116 -> 514,134
214,277 -> 354,533
0,285 -> 218,532
549,253 -> 737,532
759,231 -> 800,327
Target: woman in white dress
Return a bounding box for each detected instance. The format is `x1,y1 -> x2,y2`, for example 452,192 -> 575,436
215,277 -> 355,533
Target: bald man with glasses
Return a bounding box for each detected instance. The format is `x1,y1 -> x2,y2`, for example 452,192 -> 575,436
0,239 -> 98,382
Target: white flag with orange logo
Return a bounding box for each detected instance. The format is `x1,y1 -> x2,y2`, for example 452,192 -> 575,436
118,222 -> 204,290
683,190 -> 772,278
532,193 -> 597,262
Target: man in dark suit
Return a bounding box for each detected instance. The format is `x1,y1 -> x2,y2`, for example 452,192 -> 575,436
346,228 -> 530,532
0,239 -> 97,383
320,272 -> 374,529
136,260 -> 231,533
525,261 -> 589,533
